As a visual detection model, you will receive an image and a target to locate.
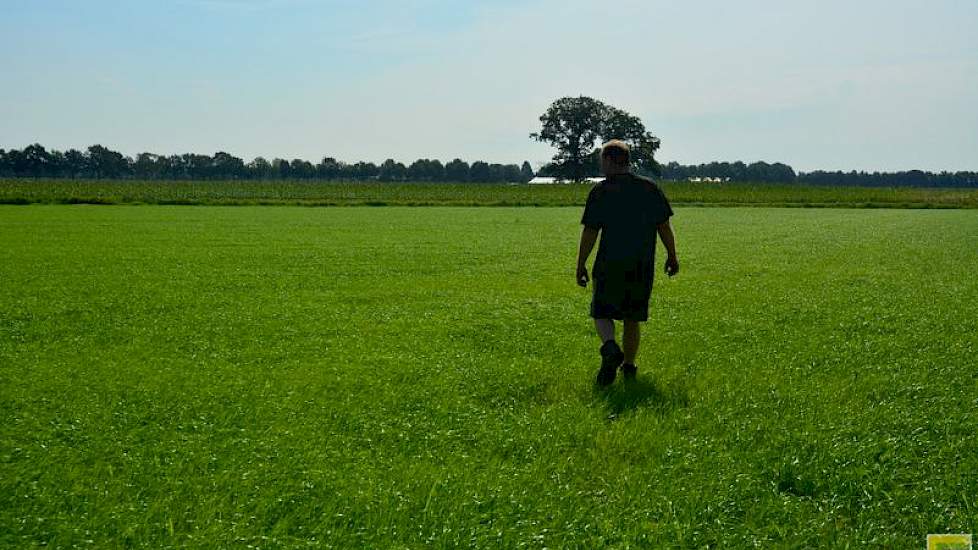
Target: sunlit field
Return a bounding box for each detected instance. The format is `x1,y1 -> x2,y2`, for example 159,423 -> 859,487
1,205 -> 976,547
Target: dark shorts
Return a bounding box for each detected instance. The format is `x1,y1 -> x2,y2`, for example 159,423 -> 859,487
590,273 -> 653,322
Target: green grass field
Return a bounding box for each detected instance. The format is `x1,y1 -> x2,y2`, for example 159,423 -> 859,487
1,205 -> 976,548
3,178 -> 978,208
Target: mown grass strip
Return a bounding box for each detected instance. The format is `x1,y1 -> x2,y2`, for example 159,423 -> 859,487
2,206 -> 976,547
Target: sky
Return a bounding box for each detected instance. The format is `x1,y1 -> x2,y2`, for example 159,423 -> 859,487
1,0 -> 976,172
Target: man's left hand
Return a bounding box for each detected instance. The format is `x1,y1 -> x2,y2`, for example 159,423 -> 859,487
665,256 -> 680,277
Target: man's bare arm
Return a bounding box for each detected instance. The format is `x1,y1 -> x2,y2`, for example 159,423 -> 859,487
576,226 -> 599,286
656,220 -> 679,276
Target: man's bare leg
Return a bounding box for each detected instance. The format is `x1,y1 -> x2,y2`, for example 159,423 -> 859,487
594,318 -> 622,386
594,318 -> 615,343
622,320 -> 641,365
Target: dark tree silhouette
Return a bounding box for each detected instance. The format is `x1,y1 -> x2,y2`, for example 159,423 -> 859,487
87,145 -> 130,179
469,161 -> 490,182
531,96 -> 661,180
445,159 -> 470,182
530,97 -> 607,182
378,159 -> 407,181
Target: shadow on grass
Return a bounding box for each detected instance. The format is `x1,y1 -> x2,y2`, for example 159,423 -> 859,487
594,375 -> 690,418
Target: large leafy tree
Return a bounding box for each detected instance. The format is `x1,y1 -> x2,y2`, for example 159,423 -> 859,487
530,96 -> 660,181
530,96 -> 606,182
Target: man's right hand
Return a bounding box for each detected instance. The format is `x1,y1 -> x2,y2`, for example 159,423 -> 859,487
576,265 -> 589,287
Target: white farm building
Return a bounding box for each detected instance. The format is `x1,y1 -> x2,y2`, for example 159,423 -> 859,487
528,176 -> 605,185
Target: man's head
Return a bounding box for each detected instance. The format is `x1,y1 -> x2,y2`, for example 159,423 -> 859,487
600,140 -> 631,175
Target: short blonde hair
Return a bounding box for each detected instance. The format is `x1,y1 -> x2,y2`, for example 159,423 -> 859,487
600,140 -> 630,165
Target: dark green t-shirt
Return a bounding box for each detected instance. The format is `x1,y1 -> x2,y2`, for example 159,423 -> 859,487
581,173 -> 673,281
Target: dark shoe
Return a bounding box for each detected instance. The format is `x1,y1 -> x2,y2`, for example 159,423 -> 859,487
621,363 -> 637,381
596,341 -> 624,386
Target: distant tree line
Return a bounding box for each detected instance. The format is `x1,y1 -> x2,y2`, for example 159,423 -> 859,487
795,169 -> 978,188
659,161 -> 797,183
534,157 -> 801,183
521,155 -> 978,189
658,161 -> 977,187
3,143 -> 976,187
0,144 -> 536,183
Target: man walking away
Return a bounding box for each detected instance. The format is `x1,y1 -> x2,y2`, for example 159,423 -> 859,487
576,140 -> 679,386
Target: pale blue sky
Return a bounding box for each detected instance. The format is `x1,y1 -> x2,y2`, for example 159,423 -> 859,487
1,0 -> 976,171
